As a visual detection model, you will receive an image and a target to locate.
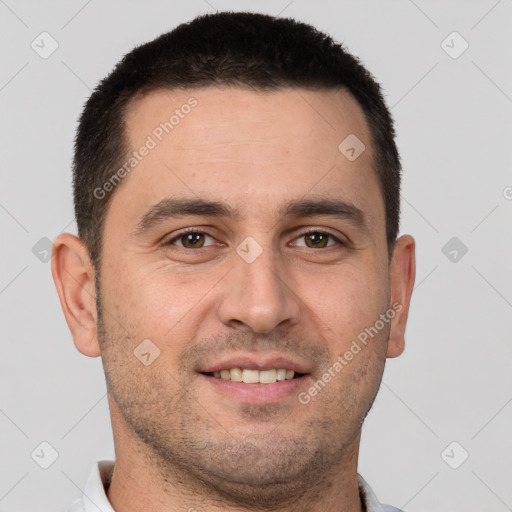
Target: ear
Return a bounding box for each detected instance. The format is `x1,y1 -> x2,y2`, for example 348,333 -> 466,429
387,234 -> 416,358
51,233 -> 101,357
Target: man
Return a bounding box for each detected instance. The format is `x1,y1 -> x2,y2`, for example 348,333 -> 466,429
52,11 -> 415,512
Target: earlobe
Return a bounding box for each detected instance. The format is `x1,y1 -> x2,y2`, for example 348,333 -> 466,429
51,233 -> 101,357
386,235 -> 416,358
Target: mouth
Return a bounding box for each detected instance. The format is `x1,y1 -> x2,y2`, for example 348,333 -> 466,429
197,355 -> 313,404
199,371 -> 310,405
201,368 -> 306,384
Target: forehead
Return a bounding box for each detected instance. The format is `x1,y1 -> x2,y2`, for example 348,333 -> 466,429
125,86 -> 371,160
112,86 -> 383,233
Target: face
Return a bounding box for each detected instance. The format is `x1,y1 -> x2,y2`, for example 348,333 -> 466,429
88,87 -> 404,505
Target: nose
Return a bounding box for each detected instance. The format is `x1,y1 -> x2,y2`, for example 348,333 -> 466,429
216,247 -> 301,334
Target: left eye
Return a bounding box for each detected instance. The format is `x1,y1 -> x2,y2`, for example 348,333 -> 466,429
169,232 -> 216,249
292,231 -> 341,249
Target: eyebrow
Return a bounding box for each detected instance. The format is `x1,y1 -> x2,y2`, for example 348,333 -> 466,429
132,198 -> 238,236
132,197 -> 368,236
278,198 -> 367,231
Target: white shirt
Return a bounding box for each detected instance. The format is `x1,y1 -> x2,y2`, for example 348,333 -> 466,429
69,461 -> 403,512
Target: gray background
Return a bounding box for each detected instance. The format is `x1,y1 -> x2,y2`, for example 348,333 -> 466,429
1,0 -> 511,510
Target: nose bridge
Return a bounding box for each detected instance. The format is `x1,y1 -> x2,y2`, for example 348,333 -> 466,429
217,242 -> 301,333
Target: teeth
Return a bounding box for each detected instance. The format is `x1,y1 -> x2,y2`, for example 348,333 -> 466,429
259,369 -> 277,384
211,368 -> 297,384
230,368 -> 243,382
242,369 -> 259,383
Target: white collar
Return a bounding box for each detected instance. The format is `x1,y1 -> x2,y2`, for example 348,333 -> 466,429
68,461 -> 115,512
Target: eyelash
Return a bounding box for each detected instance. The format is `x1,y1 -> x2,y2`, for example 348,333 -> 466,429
165,228 -> 344,249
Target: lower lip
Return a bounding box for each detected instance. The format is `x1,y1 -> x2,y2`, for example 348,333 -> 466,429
199,373 -> 311,404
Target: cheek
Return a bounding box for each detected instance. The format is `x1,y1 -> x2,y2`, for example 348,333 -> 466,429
103,262 -> 222,351
309,262 -> 389,347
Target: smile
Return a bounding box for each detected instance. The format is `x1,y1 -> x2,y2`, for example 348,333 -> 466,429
204,368 -> 302,384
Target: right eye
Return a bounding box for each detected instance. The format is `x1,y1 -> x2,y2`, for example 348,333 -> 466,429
165,230 -> 216,249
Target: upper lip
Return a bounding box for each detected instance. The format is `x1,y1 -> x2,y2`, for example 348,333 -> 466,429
198,353 -> 313,374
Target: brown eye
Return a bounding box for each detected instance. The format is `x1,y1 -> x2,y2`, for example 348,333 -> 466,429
182,233 -> 205,248
293,231 -> 340,249
304,232 -> 330,248
169,232 -> 215,249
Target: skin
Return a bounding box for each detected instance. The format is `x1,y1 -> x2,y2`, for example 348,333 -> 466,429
52,86 -> 415,512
